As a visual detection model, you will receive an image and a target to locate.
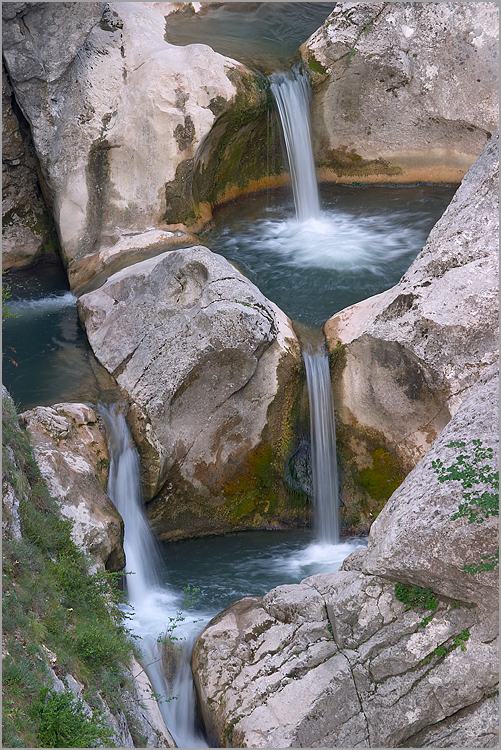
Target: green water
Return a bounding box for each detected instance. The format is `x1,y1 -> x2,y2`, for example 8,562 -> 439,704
165,2 -> 336,72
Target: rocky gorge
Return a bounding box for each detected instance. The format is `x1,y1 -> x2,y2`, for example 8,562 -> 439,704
2,2 -> 499,748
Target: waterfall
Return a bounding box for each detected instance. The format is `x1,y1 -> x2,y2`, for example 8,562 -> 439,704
100,404 -> 208,749
303,348 -> 340,543
270,65 -> 320,221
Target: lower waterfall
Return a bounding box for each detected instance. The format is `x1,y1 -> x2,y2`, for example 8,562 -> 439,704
100,404 -> 208,749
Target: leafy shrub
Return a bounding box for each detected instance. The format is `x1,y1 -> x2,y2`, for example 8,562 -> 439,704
35,689 -> 113,748
394,583 -> 438,611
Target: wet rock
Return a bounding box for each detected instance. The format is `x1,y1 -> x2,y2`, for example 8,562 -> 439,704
78,245 -> 305,539
325,134 -> 499,527
2,2 -> 270,287
20,402 -> 125,571
2,65 -> 55,270
302,2 -> 498,183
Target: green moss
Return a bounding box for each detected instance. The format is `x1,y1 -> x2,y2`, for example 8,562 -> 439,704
335,418 -> 407,532
191,69 -> 286,217
320,145 -> 402,178
357,447 -> 404,503
307,55 -> 327,76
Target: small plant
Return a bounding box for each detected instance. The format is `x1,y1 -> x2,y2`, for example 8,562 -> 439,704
183,583 -> 201,610
432,440 -> 498,524
463,550 -> 499,574
35,688 -> 113,748
394,583 -> 438,612
423,628 -> 471,665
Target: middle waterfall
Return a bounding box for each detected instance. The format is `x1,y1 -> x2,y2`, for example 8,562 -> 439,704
270,65 -> 320,221
303,347 -> 340,544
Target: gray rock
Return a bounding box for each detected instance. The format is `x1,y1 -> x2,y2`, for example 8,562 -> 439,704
302,2 -> 498,183
20,402 -> 125,571
193,565 -> 497,747
78,246 -> 304,539
325,134 -> 499,527
362,367 -> 498,607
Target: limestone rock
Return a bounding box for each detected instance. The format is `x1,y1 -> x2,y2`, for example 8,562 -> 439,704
302,2 -> 498,183
362,366 -> 498,607
2,2 -> 270,288
20,402 -> 125,571
325,134 -> 499,528
193,569 -> 498,747
78,245 -> 304,539
2,65 -> 55,270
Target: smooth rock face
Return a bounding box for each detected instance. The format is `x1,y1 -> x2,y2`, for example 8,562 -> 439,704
2,2 -> 266,287
302,2 -> 498,183
20,403 -> 125,571
2,65 -> 55,270
78,246 -> 303,539
324,134 -> 499,528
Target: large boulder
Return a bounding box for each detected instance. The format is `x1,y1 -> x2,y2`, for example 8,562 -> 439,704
324,134 -> 499,529
193,369 -> 499,747
362,366 -> 498,607
302,2 -> 498,183
2,64 -> 56,270
20,402 -> 125,571
78,245 -> 305,539
2,2 -> 279,289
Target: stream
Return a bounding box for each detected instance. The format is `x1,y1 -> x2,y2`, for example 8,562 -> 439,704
2,4 -> 459,746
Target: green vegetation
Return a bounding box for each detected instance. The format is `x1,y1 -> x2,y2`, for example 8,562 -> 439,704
432,439 -> 498,524
306,55 -> 327,76
2,393 -> 136,747
432,439 -> 498,574
357,448 -> 404,504
35,689 -> 113,748
394,582 -> 438,612
422,628 -> 471,665
463,550 -> 499,574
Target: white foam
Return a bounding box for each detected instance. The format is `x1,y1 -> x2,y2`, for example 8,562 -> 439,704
9,292 -> 76,315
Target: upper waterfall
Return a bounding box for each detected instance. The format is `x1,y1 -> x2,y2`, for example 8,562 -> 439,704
270,66 -> 320,221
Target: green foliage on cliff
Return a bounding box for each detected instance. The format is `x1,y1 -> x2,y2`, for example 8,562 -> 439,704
35,689 -> 113,748
2,392 -> 136,748
432,439 -> 499,524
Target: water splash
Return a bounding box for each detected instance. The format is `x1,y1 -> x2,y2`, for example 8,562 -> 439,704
303,346 -> 340,543
270,66 -> 320,221
8,291 -> 76,315
99,404 -> 208,749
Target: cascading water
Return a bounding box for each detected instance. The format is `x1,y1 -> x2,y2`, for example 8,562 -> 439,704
100,404 -> 208,749
270,65 -> 320,221
303,347 -> 340,544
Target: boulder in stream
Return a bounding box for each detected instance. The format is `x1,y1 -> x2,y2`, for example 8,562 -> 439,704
20,402 -> 125,571
78,245 -> 305,539
302,2 -> 498,183
192,367 -> 499,747
2,2 -> 279,289
324,133 -> 499,529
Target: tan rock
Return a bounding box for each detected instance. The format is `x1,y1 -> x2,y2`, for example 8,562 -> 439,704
20,402 -> 125,571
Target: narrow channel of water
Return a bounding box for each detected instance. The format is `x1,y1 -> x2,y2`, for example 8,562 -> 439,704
303,347 -> 340,544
